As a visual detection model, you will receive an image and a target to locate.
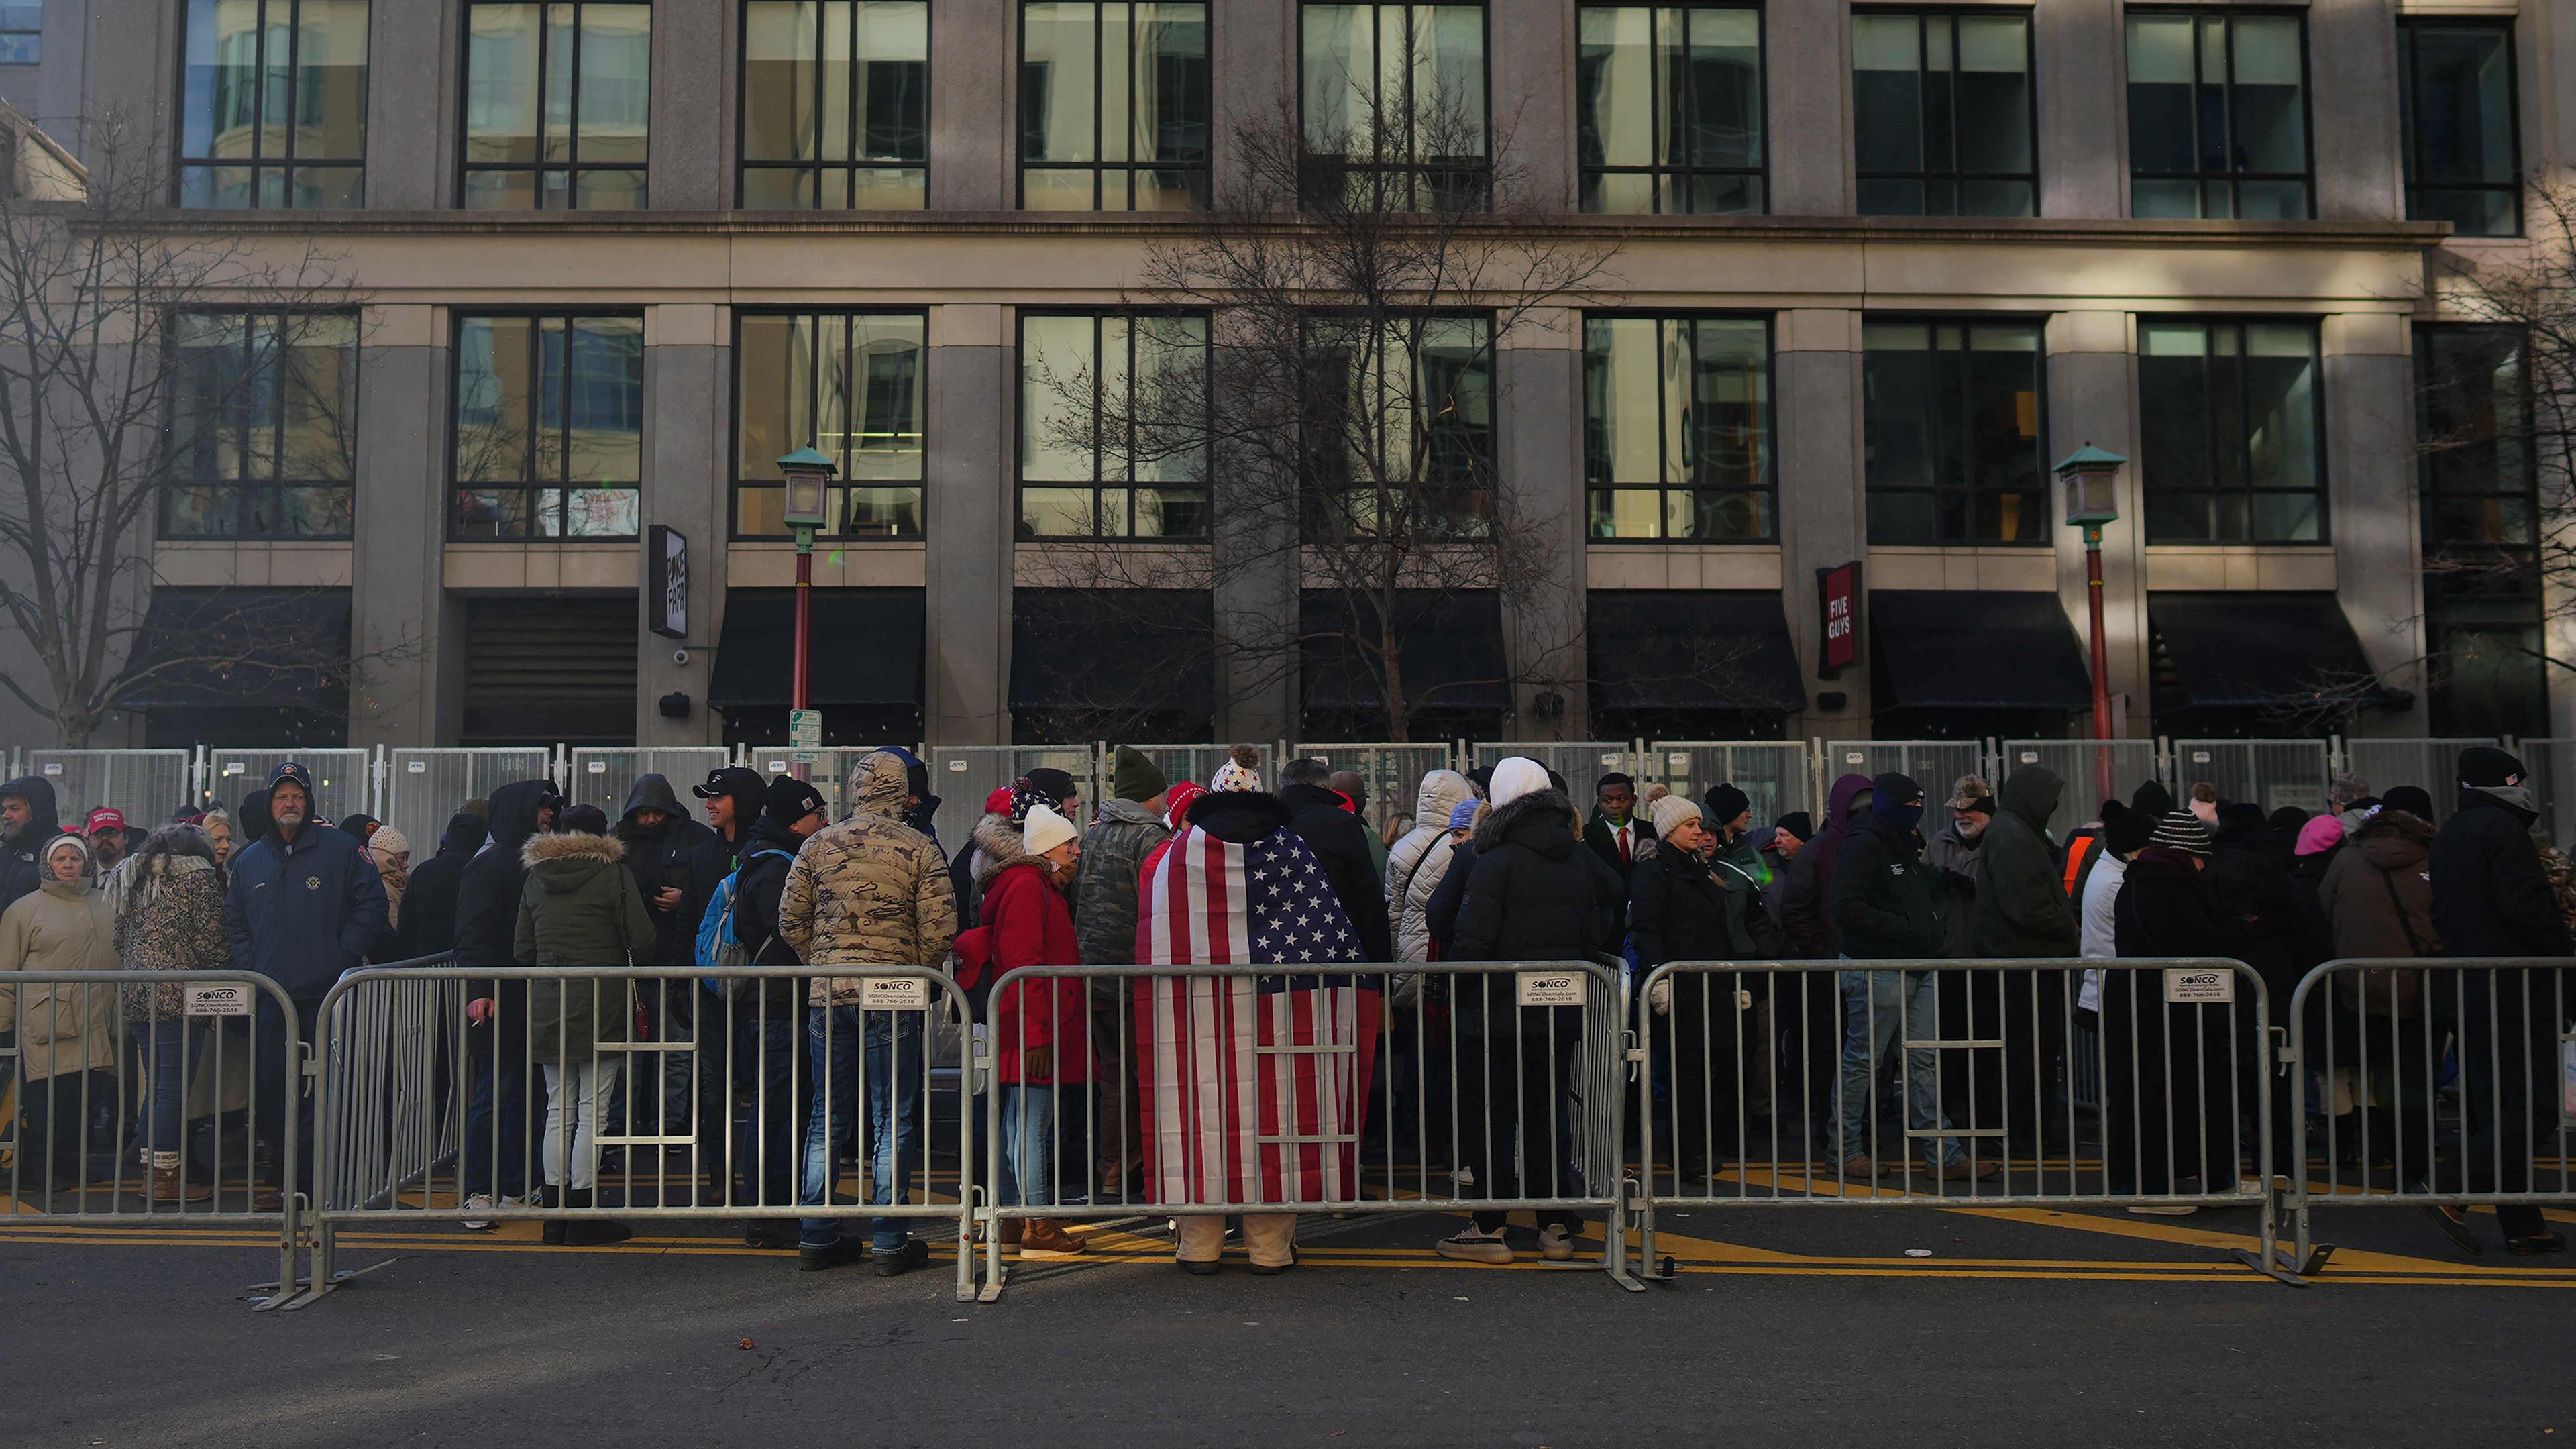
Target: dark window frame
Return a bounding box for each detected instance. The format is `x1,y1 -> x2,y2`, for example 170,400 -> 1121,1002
1850,5 -> 2038,218
1016,0 -> 1213,211
2136,315 -> 2330,545
159,307 -> 363,541
2397,17 -> 2523,239
1295,1 -> 1496,212
174,0 -> 372,209
1580,309 -> 1779,543
1574,2 -> 1768,216
455,0 -> 651,210
735,0 -> 932,210
729,305 -> 932,543
445,308 -> 647,541
0,13 -> 36,65
2125,7 -> 2317,221
1860,314 -> 2051,546
1298,308 -> 1499,539
1014,307 -> 1215,541
2415,323 -> 2544,735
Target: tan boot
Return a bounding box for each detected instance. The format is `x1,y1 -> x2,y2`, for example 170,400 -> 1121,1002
1019,1220 -> 1089,1258
151,1164 -> 211,1204
998,1218 -> 1025,1251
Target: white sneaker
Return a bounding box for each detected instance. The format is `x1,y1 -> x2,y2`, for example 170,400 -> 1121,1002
1435,1226 -> 1513,1265
1452,1165 -> 1476,1187
2126,1203 -> 2198,1217
1537,1225 -> 1578,1262
460,1193 -> 495,1230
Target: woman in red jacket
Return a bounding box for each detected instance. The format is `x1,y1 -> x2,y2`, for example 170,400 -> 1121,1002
981,802 -> 1093,1257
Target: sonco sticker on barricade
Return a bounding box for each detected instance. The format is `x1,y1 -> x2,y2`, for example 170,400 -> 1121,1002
184,983 -> 255,1017
857,976 -> 930,1010
1517,971 -> 1585,1007
2163,967 -> 2235,1004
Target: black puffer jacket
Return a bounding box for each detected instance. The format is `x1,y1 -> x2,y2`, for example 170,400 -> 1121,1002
1451,788 -> 1621,967
726,814 -> 810,1014
1282,780 -> 1394,963
1830,811 -> 1945,961
395,810 -> 486,961
1632,837 -> 1781,968
0,773 -> 64,917
2112,851 -> 2238,962
2432,788 -> 2573,959
455,779 -> 557,1055
1972,765 -> 2078,959
616,773 -> 715,970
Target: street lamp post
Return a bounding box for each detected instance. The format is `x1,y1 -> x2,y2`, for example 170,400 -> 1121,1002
2058,444 -> 2125,806
775,447 -> 837,751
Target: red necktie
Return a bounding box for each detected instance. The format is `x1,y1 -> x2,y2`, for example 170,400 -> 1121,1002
1619,826 -> 1631,864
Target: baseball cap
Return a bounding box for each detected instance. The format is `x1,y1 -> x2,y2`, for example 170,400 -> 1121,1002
86,807 -> 125,835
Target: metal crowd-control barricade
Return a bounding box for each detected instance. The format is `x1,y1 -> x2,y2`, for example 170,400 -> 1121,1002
2516,737 -> 2576,849
1823,741 -> 1988,837
1998,740 -> 2164,809
974,960 -> 1636,1298
929,746 -> 1100,828
297,962 -> 979,1307
1124,743 -> 1267,800
203,747 -> 371,820
380,746 -> 557,849
2332,737 -> 2497,823
2277,958 -> 2574,1279
0,970 -> 307,1309
1470,741 -> 1638,794
2168,739 -> 2330,816
563,746 -> 737,818
21,748 -> 198,829
741,745 -> 926,814
1290,743 -> 1458,837
1632,959 -> 2283,1281
1642,742 -> 1816,823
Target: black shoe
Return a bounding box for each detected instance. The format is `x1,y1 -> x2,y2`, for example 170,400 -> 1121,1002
2506,1230 -> 2566,1256
799,1238 -> 868,1273
2413,1183 -> 2483,1257
745,1222 -> 798,1251
1177,1258 -> 1220,1276
871,1240 -> 932,1277
557,1190 -> 629,1246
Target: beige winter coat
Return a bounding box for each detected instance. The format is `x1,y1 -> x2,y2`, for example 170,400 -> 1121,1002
0,875 -> 122,1081
782,750 -> 960,1006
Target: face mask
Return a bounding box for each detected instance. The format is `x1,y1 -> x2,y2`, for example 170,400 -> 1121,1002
1874,798 -> 1925,834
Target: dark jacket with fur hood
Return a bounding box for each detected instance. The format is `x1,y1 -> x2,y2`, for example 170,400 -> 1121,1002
2318,809 -> 2440,961
514,830 -> 656,1062
1449,787 -> 1623,976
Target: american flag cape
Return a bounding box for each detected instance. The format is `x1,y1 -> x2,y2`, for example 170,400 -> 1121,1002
1134,822 -> 1382,1205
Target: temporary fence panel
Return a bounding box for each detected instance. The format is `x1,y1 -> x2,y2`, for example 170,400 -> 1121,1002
2334,737 -> 2496,822
300,961 -> 979,1307
203,747 -> 371,822
380,747 -> 556,853
1642,742 -> 1816,824
21,748 -> 197,830
2519,738 -> 2576,849
975,960 -> 1635,1297
927,746 -> 1099,830
1822,740 -> 1987,837
2277,957 -> 2575,1279
563,747 -> 735,818
0,970 -> 305,1308
1998,741 -> 2164,812
1121,743 -> 1268,804
2168,739 -> 2330,816
1470,741 -> 1639,797
1291,741 -> 1458,837
1632,959 -> 2279,1281
741,745 -> 925,816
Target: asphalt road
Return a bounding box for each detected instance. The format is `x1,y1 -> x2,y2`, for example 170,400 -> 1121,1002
5,1199 -> 2569,1449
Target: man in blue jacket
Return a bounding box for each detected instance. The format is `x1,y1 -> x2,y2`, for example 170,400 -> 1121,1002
227,761 -> 388,1208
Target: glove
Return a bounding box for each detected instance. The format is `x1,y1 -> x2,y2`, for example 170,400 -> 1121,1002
1648,977 -> 1671,1016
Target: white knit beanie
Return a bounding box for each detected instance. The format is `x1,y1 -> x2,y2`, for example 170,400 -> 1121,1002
1648,794 -> 1702,838
1487,757 -> 1550,810
1022,802 -> 1078,857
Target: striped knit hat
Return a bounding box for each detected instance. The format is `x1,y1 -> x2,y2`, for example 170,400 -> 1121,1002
2147,809 -> 2215,857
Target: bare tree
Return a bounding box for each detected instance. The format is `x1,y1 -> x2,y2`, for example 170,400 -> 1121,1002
0,109 -> 386,745
1026,62 -> 1624,743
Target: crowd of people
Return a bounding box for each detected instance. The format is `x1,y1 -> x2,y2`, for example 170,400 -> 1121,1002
0,741 -> 2567,1272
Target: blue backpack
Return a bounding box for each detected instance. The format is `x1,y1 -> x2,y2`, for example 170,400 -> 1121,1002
695,849 -> 796,989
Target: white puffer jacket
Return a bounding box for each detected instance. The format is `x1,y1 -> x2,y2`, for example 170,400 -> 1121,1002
1386,769 -> 1476,963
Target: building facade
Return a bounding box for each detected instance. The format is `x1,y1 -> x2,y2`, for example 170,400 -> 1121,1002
0,0 -> 2569,753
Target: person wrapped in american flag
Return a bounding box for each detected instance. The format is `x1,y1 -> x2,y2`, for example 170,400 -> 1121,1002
1132,753 -> 1382,1275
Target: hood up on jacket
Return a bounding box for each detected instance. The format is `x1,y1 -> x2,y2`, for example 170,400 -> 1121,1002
1185,788 -> 1296,845
621,773 -> 687,825
1472,786 -> 1580,861
1998,764 -> 2065,833
2351,806 -> 2435,868
435,810 -> 487,859
972,810 -> 1048,886
1410,769 -> 1474,833
848,750 -> 911,822
521,829 -> 626,887
484,779 -> 559,859
0,773 -> 60,843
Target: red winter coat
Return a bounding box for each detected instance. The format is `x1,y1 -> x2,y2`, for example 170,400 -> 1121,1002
983,860 -> 1091,1083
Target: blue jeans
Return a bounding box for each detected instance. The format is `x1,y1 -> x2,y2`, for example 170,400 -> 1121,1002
138,1018 -> 209,1160
1829,969 -> 1964,1167
797,1006 -> 922,1255
998,1083 -> 1091,1210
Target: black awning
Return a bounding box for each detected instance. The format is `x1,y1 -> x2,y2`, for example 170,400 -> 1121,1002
1588,590 -> 1807,712
1871,590 -> 2092,712
119,588 -> 352,709
1301,590 -> 1507,712
709,588 -> 924,708
2151,592 -> 2393,709
1010,588 -> 1214,714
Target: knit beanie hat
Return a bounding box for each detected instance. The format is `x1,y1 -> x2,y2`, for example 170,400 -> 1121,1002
2293,815 -> 2345,857
2104,806 -> 2156,856
1487,757 -> 1550,809
1773,811 -> 1814,842
1649,794 -> 1702,837
1210,744 -> 1263,794
1161,780 -> 1206,828
1447,799 -> 1481,830
1009,768 -> 1075,826
1706,783 -> 1752,828
1111,745 -> 1169,804
2147,810 -> 2215,857
1022,802 -> 1078,857
2380,785 -> 2434,820
2459,746 -> 2524,790
366,824 -> 412,861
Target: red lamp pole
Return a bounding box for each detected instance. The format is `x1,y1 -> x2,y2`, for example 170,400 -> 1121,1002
2085,524 -> 2114,805
792,525 -> 814,714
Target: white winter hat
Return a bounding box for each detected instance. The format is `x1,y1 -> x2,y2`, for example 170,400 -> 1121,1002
1649,794 -> 1702,838
1022,802 -> 1079,857
1487,757 -> 1550,810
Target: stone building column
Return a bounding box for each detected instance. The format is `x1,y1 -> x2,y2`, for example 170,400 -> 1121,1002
1497,309 -> 1586,737
925,305 -> 1010,742
2324,311 -> 2428,731
931,0 -> 1012,210
1776,310 -> 1864,737
348,305 -> 449,748
637,305 -> 729,745
1766,3 -> 1849,215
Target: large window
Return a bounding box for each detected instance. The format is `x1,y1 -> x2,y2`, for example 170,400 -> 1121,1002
162,312 -> 359,539
735,311 -> 926,539
1018,311 -> 1209,538
1584,315 -> 1772,541
1299,3 -> 1488,211
461,1 -> 650,209
2398,20 -> 2520,239
178,0 -> 370,208
1863,321 -> 2043,544
1305,314 -> 1493,535
2416,325 -> 2543,735
1851,9 -> 2033,217
1574,5 -> 1762,215
2126,11 -> 2310,220
0,6 -> 38,64
1020,2 -> 1210,210
450,313 -> 643,539
2137,319 -> 2322,544
741,1 -> 928,209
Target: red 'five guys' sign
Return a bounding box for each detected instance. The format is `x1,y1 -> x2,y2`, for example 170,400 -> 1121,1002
1817,561 -> 1860,677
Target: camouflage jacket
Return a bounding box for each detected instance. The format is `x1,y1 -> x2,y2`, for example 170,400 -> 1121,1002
1072,798 -> 1167,968
782,751 -> 959,1006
